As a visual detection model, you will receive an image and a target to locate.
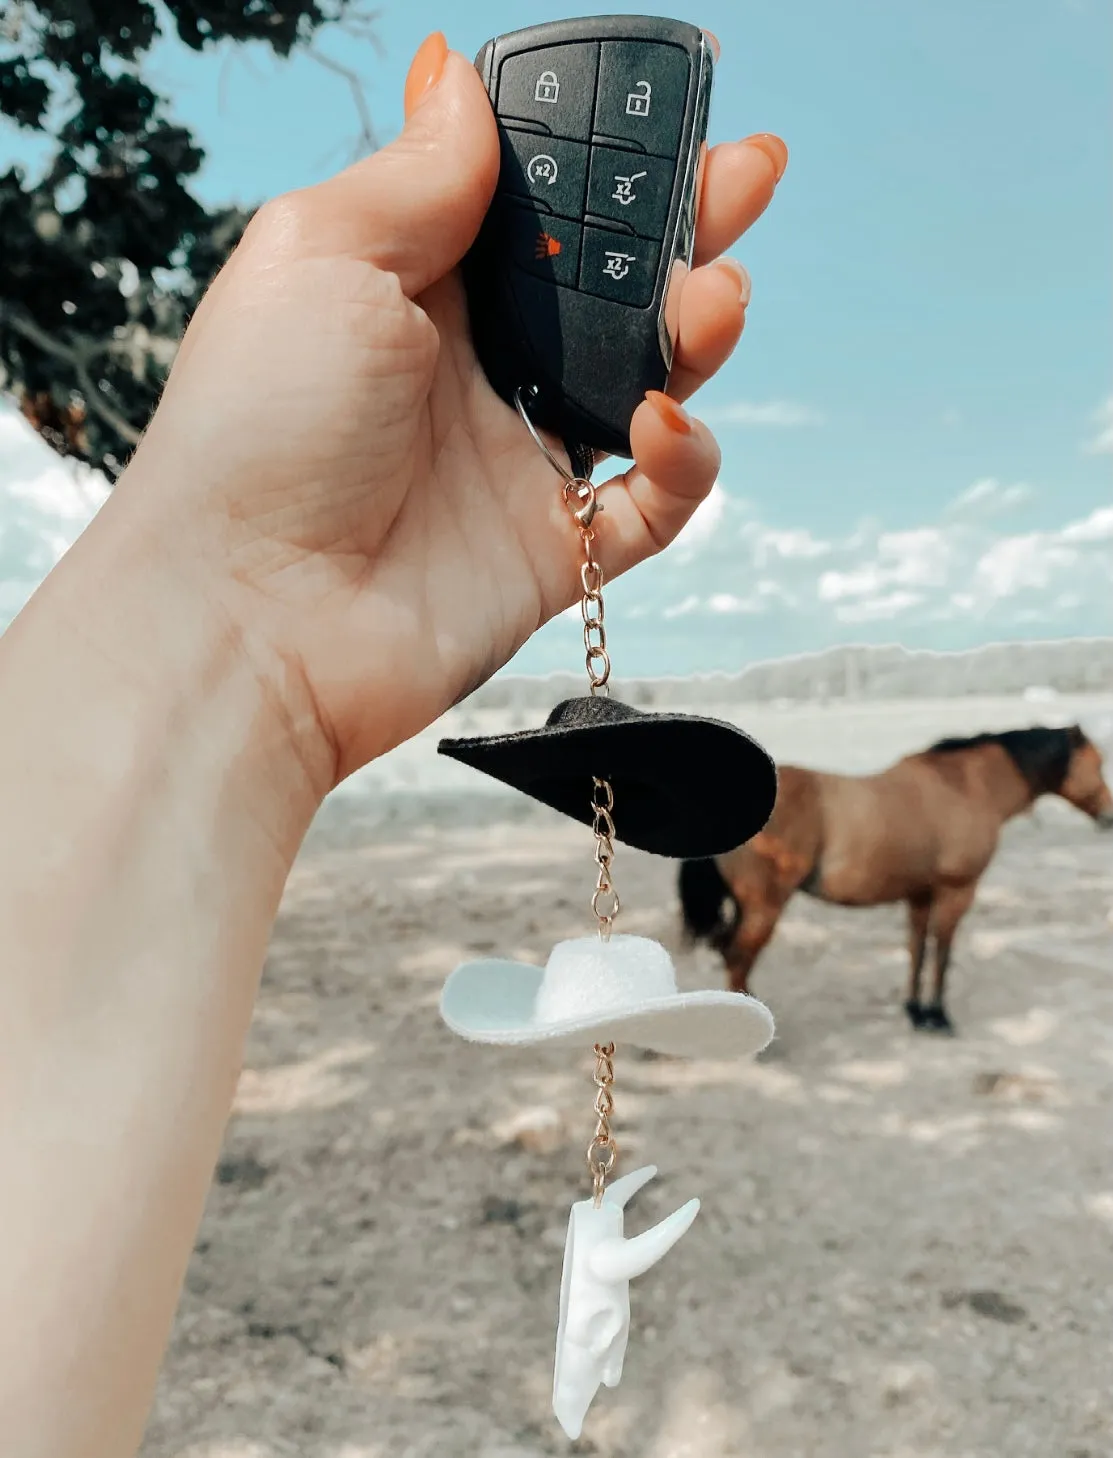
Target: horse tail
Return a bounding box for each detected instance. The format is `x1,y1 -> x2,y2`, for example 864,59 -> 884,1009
678,857 -> 740,952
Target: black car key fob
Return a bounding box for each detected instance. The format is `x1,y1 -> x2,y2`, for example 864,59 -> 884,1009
462,16 -> 714,460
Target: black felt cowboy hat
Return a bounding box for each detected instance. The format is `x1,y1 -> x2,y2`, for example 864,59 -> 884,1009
438,695 -> 777,858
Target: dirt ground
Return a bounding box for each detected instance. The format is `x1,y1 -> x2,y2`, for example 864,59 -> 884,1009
142,787 -> 1113,1458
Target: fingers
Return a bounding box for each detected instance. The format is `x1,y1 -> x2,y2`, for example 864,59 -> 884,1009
693,135 -> 788,266
583,394 -> 720,578
306,41 -> 501,296
668,257 -> 750,402
654,133 -> 785,402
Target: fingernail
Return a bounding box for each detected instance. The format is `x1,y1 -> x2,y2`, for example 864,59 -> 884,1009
404,31 -> 448,119
645,390 -> 693,435
712,256 -> 751,307
742,132 -> 789,182
702,29 -> 721,61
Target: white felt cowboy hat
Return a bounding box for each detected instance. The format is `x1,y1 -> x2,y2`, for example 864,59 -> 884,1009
440,934 -> 774,1060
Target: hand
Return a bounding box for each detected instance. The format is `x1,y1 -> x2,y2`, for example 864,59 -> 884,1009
122,32 -> 788,786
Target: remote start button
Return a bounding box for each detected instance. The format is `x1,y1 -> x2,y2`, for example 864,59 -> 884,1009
499,129 -> 590,222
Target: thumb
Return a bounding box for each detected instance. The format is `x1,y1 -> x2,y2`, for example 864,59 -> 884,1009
316,35 -> 501,298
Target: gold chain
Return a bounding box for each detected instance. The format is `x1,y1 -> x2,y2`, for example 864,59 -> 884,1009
561,477 -> 610,695
590,777 -> 620,940
562,478 -> 621,941
559,470 -> 621,1201
586,1041 -> 617,1205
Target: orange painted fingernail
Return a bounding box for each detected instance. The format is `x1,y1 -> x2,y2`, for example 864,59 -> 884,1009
404,31 -> 448,118
712,256 -> 752,306
702,29 -> 721,61
645,391 -> 693,435
742,132 -> 789,182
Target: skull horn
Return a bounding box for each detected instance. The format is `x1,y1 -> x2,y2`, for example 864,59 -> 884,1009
603,1164 -> 658,1209
590,1197 -> 701,1283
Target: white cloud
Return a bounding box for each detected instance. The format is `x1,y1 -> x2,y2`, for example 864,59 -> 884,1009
1059,505 -> 1113,543
972,533 -> 1076,600
0,409 -> 107,624
708,592 -> 761,614
672,479 -> 727,559
704,580 -> 794,616
662,594 -> 701,620
834,589 -> 923,623
878,528 -> 952,585
964,505 -> 1112,608
818,527 -> 950,603
1085,395 -> 1113,455
947,477 -> 1032,516
8,460 -> 107,522
701,400 -> 825,428
753,526 -> 830,565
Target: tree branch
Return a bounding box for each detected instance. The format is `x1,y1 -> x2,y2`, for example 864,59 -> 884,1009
334,8 -> 386,59
0,304 -> 143,446
305,47 -> 378,157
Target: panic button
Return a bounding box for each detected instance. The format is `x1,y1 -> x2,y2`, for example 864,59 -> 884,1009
593,41 -> 690,157
499,202 -> 582,289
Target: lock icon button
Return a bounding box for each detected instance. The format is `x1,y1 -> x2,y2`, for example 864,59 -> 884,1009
625,80 -> 652,116
535,69 -> 560,104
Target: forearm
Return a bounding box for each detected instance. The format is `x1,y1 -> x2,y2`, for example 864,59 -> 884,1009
0,487 -> 327,1457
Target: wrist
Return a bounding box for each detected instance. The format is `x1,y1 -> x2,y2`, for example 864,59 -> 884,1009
12,475 -> 334,851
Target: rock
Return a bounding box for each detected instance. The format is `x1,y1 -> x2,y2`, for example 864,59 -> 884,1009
490,1104 -> 565,1154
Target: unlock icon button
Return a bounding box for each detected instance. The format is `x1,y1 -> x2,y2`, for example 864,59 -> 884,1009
594,41 -> 689,155
625,80 -> 652,116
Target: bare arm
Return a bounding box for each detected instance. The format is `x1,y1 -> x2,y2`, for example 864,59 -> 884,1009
0,499 -> 324,1457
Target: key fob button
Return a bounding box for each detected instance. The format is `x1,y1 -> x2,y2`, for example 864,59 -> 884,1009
580,227 -> 660,307
499,129 -> 589,221
496,43 -> 600,142
587,147 -> 675,238
497,202 -> 582,288
593,41 -> 690,157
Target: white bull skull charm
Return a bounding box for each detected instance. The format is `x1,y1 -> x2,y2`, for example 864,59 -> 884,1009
552,1165 -> 700,1439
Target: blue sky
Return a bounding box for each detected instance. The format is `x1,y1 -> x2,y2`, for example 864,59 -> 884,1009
2,0 -> 1110,673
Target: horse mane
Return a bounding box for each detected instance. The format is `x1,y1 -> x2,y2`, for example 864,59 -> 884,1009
926,724 -> 1085,795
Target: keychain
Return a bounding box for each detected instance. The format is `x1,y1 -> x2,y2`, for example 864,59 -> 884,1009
438,394 -> 776,1438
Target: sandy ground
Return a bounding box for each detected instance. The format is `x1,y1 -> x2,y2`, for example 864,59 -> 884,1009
142,699 -> 1113,1458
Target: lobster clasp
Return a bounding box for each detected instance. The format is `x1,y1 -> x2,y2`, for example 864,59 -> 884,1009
564,477 -> 600,530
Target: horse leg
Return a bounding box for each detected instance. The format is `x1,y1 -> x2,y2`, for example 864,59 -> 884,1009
922,882 -> 977,1034
904,895 -> 931,1028
722,905 -> 784,994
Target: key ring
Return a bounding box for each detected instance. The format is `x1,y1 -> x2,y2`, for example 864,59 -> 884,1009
514,386 -> 594,486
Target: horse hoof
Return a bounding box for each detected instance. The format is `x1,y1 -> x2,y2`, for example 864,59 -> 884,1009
923,1005 -> 956,1035
904,999 -> 926,1028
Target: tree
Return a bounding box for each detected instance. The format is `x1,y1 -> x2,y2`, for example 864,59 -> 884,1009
0,0 -> 379,479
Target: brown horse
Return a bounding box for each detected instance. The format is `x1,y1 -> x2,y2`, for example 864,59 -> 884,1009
680,724 -> 1113,1033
